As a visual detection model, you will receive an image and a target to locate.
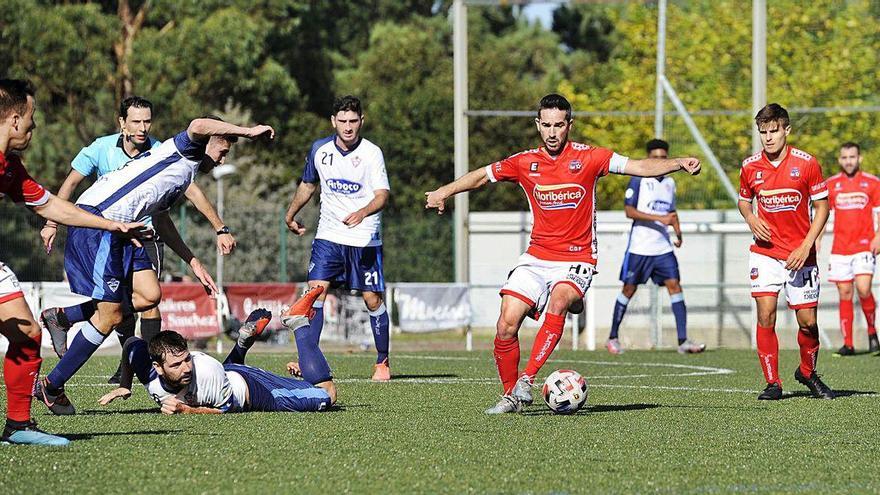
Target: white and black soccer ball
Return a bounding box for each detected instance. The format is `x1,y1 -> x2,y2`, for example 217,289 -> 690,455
542,369 -> 588,414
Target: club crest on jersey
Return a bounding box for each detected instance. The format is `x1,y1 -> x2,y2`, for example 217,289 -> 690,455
568,160 -> 582,173
750,268 -> 759,280
790,167 -> 800,179
326,178 -> 362,195
533,183 -> 586,210
352,156 -> 362,168
758,188 -> 802,212
834,191 -> 869,210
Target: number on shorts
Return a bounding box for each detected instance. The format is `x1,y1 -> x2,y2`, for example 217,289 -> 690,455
364,271 -> 379,286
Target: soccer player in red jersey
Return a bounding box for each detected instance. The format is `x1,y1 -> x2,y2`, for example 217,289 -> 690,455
738,103 -> 834,400
425,94 -> 701,413
0,79 -> 142,445
820,142 -> 880,355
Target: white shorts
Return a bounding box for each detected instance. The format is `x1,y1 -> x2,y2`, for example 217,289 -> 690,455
827,252 -> 875,283
749,252 -> 819,309
500,253 -> 595,314
0,261 -> 24,305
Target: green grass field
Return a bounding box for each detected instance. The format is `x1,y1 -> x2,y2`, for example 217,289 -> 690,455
2,348 -> 879,494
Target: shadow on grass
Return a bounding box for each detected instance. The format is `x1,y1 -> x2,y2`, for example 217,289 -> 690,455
521,403 -> 660,416
77,408 -> 159,415
64,429 -> 182,440
781,389 -> 876,400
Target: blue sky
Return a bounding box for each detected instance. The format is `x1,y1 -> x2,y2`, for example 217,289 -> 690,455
521,2 -> 557,29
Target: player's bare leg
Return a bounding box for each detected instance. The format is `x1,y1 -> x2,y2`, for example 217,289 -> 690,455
664,278 -> 705,354
794,308 -> 834,399
363,290 -> 391,381
608,283 -> 637,354
485,296 -> 529,414
854,274 -> 879,352
0,297 -> 69,446
755,296 -> 782,400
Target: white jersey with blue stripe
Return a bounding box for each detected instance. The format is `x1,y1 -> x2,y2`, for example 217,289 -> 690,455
302,135 -> 390,247
624,176 -> 676,256
74,130 -> 206,222
145,351 -> 246,413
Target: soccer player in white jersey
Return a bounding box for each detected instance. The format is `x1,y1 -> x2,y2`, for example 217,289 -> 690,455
38,96 -> 237,385
98,289 -> 335,414
607,139 -> 705,355
285,95 -> 392,381
33,116 -> 275,415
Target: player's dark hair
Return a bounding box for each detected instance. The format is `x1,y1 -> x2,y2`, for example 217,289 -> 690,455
754,103 -> 790,128
119,96 -> 153,120
841,141 -> 861,154
332,95 -> 362,116
149,331 -> 189,365
0,79 -> 36,120
646,139 -> 669,153
537,94 -> 572,121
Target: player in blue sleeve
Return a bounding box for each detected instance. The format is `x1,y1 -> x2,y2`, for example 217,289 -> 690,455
38,97 -> 237,385
98,287 -> 336,413
33,117 -> 274,416
284,95 -> 392,381
607,139 -> 705,355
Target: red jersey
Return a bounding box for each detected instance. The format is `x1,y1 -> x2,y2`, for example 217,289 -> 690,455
0,150 -> 49,207
486,141 -> 628,264
738,146 -> 828,264
827,171 -> 880,255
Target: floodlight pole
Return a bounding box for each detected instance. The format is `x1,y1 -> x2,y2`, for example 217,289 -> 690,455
752,0 -> 766,152
453,0 -> 469,285
654,0 -> 667,138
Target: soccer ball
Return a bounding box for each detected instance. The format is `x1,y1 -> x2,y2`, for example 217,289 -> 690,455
542,369 -> 588,414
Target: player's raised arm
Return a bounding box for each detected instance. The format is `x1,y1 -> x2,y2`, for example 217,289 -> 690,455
424,167 -> 490,215
623,157 -> 701,177
33,195 -> 147,241
184,182 -> 236,255
186,118 -> 274,142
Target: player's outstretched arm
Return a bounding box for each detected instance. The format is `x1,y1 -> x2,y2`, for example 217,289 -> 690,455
186,118 -> 274,142
785,198 -> 829,271
153,211 -> 219,295
624,157 -> 701,177
425,167 -> 490,214
160,396 -> 222,415
33,195 -> 147,242
285,181 -> 318,235
41,169 -> 88,253
184,183 -> 236,255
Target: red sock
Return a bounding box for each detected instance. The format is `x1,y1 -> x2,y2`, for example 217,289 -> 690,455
4,334 -> 42,422
493,336 -> 520,394
797,326 -> 820,378
839,298 -> 854,348
859,294 -> 876,336
523,313 -> 565,380
756,324 -> 780,385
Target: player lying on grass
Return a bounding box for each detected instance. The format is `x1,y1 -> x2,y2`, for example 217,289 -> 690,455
98,287 -> 335,413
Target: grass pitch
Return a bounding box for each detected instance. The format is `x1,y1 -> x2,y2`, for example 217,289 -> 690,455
2,348 -> 879,494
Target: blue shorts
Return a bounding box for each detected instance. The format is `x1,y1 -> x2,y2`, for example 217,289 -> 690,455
308,238 -> 385,292
619,252 -> 681,286
223,364 -> 331,412
64,208 -> 152,303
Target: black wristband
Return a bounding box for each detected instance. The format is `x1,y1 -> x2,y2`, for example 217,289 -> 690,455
216,226 -> 231,235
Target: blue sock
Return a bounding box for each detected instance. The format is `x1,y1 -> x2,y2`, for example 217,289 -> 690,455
47,321 -> 107,391
308,302 -> 324,345
294,324 -> 332,385
224,344 -> 248,365
671,292 -> 687,344
609,293 -> 630,340
369,303 -> 390,364
124,338 -> 153,384
63,302 -> 95,325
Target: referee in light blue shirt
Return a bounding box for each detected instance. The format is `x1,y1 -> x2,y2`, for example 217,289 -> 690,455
39,96 -> 236,384
606,139 -> 705,355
